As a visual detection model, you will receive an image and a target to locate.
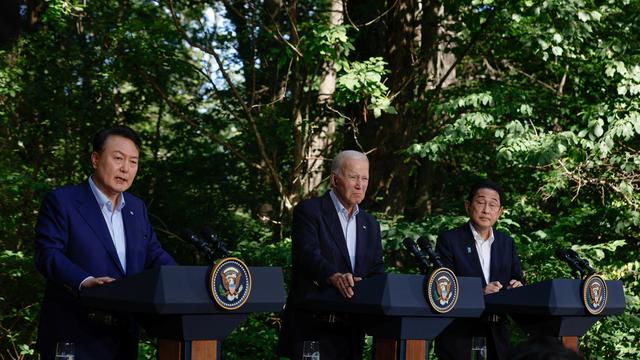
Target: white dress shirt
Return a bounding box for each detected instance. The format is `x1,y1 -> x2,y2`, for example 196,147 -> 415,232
329,190 -> 359,272
470,222 -> 494,284
89,176 -> 127,272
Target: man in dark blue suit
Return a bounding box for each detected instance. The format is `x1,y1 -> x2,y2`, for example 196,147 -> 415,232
34,125 -> 176,360
280,150 -> 384,360
435,180 -> 524,360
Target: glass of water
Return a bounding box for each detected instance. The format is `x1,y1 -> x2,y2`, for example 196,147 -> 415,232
302,340 -> 320,360
471,337 -> 487,360
55,342 -> 75,360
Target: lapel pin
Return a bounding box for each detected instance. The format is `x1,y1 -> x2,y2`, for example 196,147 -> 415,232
467,246 -> 471,254
362,225 -> 366,230
129,210 -> 134,216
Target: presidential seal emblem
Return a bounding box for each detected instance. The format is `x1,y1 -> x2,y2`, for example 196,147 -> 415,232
426,267 -> 459,313
582,274 -> 608,315
209,257 -> 253,310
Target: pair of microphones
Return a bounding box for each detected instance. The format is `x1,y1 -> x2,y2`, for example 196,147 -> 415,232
182,227 -> 230,262
402,237 -> 444,273
404,237 -> 595,280
555,248 -> 595,279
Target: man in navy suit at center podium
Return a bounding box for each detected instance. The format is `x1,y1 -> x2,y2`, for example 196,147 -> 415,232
435,180 -> 524,360
34,125 -> 176,360
280,150 -> 385,360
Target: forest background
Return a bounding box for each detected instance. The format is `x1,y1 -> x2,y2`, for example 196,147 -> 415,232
1,0 -> 639,359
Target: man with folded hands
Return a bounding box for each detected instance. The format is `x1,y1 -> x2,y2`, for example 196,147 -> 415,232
279,150 -> 385,360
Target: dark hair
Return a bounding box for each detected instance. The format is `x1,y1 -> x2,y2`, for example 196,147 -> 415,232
92,125 -> 142,153
467,179 -> 505,205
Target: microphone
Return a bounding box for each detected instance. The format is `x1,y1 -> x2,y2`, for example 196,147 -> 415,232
417,236 -> 444,268
555,248 -> 587,278
202,226 -> 230,257
182,229 -> 216,262
403,237 -> 430,271
565,248 -> 595,275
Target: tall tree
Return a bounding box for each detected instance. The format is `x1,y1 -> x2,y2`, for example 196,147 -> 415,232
306,0 -> 344,193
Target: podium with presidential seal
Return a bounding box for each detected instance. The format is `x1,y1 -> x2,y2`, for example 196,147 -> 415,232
295,272 -> 485,360
484,276 -> 626,353
81,259 -> 285,360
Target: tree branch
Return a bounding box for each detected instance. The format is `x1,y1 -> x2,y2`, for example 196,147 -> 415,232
165,0 -> 292,209
431,7 -> 497,98
137,69 -> 261,171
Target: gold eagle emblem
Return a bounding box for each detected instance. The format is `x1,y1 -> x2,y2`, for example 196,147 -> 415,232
221,266 -> 244,301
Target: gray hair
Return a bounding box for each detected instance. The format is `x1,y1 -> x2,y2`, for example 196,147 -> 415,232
331,150 -> 369,174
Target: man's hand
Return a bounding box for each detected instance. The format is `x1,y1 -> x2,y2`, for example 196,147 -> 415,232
80,276 -> 116,289
328,272 -> 362,298
483,281 -> 503,295
507,279 -> 523,289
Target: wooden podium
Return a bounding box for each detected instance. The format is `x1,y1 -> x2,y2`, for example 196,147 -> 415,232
295,273 -> 485,360
81,265 -> 286,360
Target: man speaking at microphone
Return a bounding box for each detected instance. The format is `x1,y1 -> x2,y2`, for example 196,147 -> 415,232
34,125 -> 176,360
435,180 -> 524,360
279,150 -> 385,359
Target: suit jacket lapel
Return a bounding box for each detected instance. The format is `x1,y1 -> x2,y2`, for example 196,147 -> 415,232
353,214 -> 367,275
321,193 -> 353,271
489,232 -> 502,283
76,183 -> 126,275
463,223 -> 486,286
122,195 -> 136,275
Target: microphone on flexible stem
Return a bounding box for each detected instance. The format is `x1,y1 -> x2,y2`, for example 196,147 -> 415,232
402,237 -> 430,273
202,226 -> 230,257
565,248 -> 595,276
417,236 -> 444,268
182,229 -> 217,262
555,248 -> 587,278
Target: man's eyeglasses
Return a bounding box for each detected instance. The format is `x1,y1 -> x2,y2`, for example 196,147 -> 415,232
473,200 -> 501,213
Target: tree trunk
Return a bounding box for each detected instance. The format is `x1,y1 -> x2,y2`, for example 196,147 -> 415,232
363,0 -> 422,215
353,0 -> 456,217
304,0 -> 343,196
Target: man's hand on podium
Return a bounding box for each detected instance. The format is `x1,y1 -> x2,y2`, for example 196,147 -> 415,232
81,276 -> 116,289
328,272 -> 362,298
484,279 -> 523,294
507,279 -> 523,289
483,281 -> 503,294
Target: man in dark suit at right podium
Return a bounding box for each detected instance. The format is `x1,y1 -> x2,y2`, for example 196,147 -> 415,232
435,180 -> 524,360
279,150 -> 385,360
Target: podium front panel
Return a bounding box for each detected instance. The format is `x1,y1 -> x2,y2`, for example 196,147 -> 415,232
485,279 -> 625,316
82,266 -> 286,314
484,279 -> 626,337
296,274 -> 484,318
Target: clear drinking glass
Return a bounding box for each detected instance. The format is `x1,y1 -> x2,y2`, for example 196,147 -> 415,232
55,342 -> 75,360
471,336 -> 487,360
302,340 -> 320,360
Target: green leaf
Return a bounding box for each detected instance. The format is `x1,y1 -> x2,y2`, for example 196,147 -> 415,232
617,85 -> 628,95
552,33 -> 563,43
605,65 -> 616,78
577,11 -> 590,22
551,46 -> 563,56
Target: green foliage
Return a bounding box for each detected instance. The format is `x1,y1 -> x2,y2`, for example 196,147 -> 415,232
222,313 -> 282,360
2,0 -> 640,358
403,1 -> 640,356
304,24 -> 355,59
582,260 -> 640,359
378,213 -> 467,274
300,20 -> 396,119
336,57 -> 396,118
0,250 -> 42,359
138,338 -> 157,360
